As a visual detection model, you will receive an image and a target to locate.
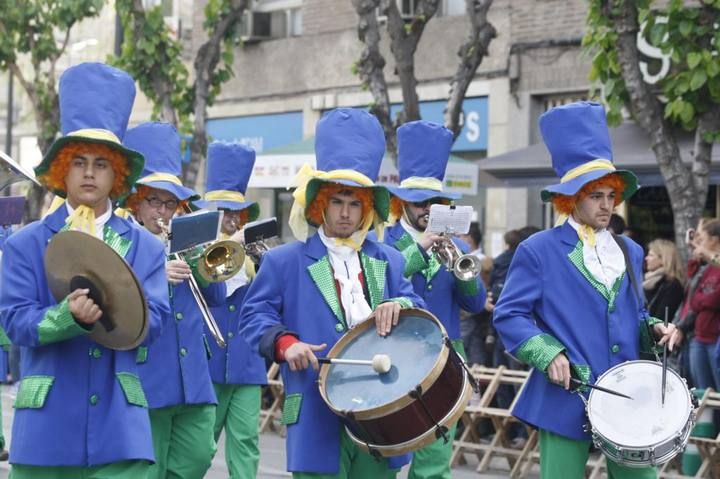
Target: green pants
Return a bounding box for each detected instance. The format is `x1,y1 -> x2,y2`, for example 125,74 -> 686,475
540,429 -> 657,479
407,339 -> 466,479
10,460 -> 150,479
293,430 -> 399,479
148,404 -> 216,479
213,383 -> 261,479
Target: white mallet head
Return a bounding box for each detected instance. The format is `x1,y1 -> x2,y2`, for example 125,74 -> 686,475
372,354 -> 392,374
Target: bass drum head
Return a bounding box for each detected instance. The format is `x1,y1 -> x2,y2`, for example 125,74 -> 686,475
587,360 -> 692,449
322,309 -> 445,414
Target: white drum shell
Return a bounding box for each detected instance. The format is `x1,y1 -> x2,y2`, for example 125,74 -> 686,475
586,360 -> 695,466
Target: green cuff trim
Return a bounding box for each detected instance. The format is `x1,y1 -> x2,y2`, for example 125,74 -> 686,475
515,333 -> 566,372
452,339 -> 467,361
282,393 -> 302,425
640,317 -> 663,355
38,298 -> 91,345
455,277 -> 480,296
15,375 -> 54,409
136,346 -> 148,364
383,297 -> 413,309
116,372 -> 148,408
0,326 -> 11,348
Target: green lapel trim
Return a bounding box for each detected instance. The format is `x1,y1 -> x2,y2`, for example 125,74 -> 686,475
567,241 -> 625,309
58,223 -> 132,259
423,254 -> 443,283
394,232 -> 415,252
360,253 -> 387,310
307,256 -> 345,326
103,225 -> 132,258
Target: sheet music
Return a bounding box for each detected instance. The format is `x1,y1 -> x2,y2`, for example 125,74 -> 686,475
426,205 -> 474,234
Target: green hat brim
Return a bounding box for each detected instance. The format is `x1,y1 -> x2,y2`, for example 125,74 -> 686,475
305,178 -> 390,226
35,135 -> 145,204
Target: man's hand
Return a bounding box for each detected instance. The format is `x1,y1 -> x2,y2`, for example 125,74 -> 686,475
484,292 -> 495,313
547,352 -> 571,390
371,302 -> 402,336
68,288 -> 102,326
285,341 -> 327,371
653,322 -> 680,352
418,233 -> 443,252
166,259 -> 192,284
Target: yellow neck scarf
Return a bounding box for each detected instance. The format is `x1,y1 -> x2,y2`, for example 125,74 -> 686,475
65,204 -> 98,237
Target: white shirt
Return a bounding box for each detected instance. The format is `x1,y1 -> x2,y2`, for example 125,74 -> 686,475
567,216 -> 625,290
318,226 -> 372,328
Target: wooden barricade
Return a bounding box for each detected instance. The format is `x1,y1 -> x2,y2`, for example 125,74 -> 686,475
685,389 -> 720,479
259,362 -> 285,434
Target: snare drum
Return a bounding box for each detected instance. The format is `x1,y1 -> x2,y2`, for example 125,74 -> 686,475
317,308 -> 472,457
586,360 -> 696,466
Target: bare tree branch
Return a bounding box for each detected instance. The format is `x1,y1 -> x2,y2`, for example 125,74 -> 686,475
445,0 -> 496,139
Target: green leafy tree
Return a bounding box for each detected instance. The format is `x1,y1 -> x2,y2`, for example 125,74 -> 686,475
114,0 -> 248,189
0,0 -> 103,220
584,0 -> 720,259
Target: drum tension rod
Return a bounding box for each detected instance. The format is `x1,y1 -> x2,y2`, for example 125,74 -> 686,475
344,411 -> 382,462
444,337 -> 480,393
408,385 -> 450,444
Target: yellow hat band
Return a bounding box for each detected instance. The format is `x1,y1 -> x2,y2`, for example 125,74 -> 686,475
560,159 -> 615,183
137,172 -> 183,186
204,190 -> 247,203
399,176 -> 443,191
67,128 -> 121,145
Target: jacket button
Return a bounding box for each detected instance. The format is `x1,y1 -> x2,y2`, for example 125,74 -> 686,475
228,332 -> 234,338
611,344 -> 620,353
229,305 -> 236,312
89,394 -> 99,406
180,347 -> 187,357
175,312 -> 183,320
90,348 -> 102,359
609,305 -> 616,313
335,324 -> 345,333
427,284 -> 433,291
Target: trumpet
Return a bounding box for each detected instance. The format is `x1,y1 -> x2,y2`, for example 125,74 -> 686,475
431,233 -> 482,281
157,218 -> 231,348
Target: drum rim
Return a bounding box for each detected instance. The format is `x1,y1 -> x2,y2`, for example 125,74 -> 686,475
317,308 -> 450,420
587,359 -> 694,449
344,370 -> 473,456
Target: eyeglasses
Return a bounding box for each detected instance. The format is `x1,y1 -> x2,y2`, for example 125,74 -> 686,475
410,199 -> 450,208
145,197 -> 179,210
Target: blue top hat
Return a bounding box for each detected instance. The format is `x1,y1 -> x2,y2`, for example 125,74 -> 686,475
540,101 -> 638,202
304,108 -> 390,221
122,122 -> 198,202
34,62 -> 144,201
388,120 -> 460,202
193,142 -> 259,221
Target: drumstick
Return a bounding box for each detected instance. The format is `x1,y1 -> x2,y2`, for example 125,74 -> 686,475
662,307 -> 669,407
569,378 -> 634,400
318,354 -> 392,374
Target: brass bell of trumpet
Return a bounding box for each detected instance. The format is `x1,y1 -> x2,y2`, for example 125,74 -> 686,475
191,239 -> 246,283
431,234 -> 482,281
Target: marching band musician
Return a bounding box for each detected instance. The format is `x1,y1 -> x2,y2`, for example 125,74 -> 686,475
378,120 -> 486,479
0,63 -> 170,478
192,141 -> 267,478
492,101 -> 679,478
240,108 -> 425,478
122,122 -> 224,479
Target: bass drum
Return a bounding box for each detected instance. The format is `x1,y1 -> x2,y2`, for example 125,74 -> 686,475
318,308 -> 472,457
586,360 -> 696,466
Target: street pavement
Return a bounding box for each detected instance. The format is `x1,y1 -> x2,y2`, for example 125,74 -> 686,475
0,384 -> 536,478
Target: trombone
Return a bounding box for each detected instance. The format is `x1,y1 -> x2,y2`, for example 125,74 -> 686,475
157,218 -> 245,348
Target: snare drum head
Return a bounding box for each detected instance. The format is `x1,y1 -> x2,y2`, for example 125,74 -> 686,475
587,361 -> 691,448
323,310 -> 444,413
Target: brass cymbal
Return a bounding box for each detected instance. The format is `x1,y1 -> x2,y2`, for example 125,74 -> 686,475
44,230 -> 148,350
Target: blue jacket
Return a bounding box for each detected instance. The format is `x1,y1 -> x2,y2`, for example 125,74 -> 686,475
240,233 -> 425,474
0,206 -> 170,466
207,280 -> 267,385
138,260 -> 225,409
381,223 -> 486,340
492,223 -> 654,440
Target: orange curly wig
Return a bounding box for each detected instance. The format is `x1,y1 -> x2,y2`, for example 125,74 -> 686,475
389,196 -> 404,221
223,208 -> 251,229
551,174 -> 626,216
306,183 -> 375,226
38,141 -> 131,199
124,184 -> 189,214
